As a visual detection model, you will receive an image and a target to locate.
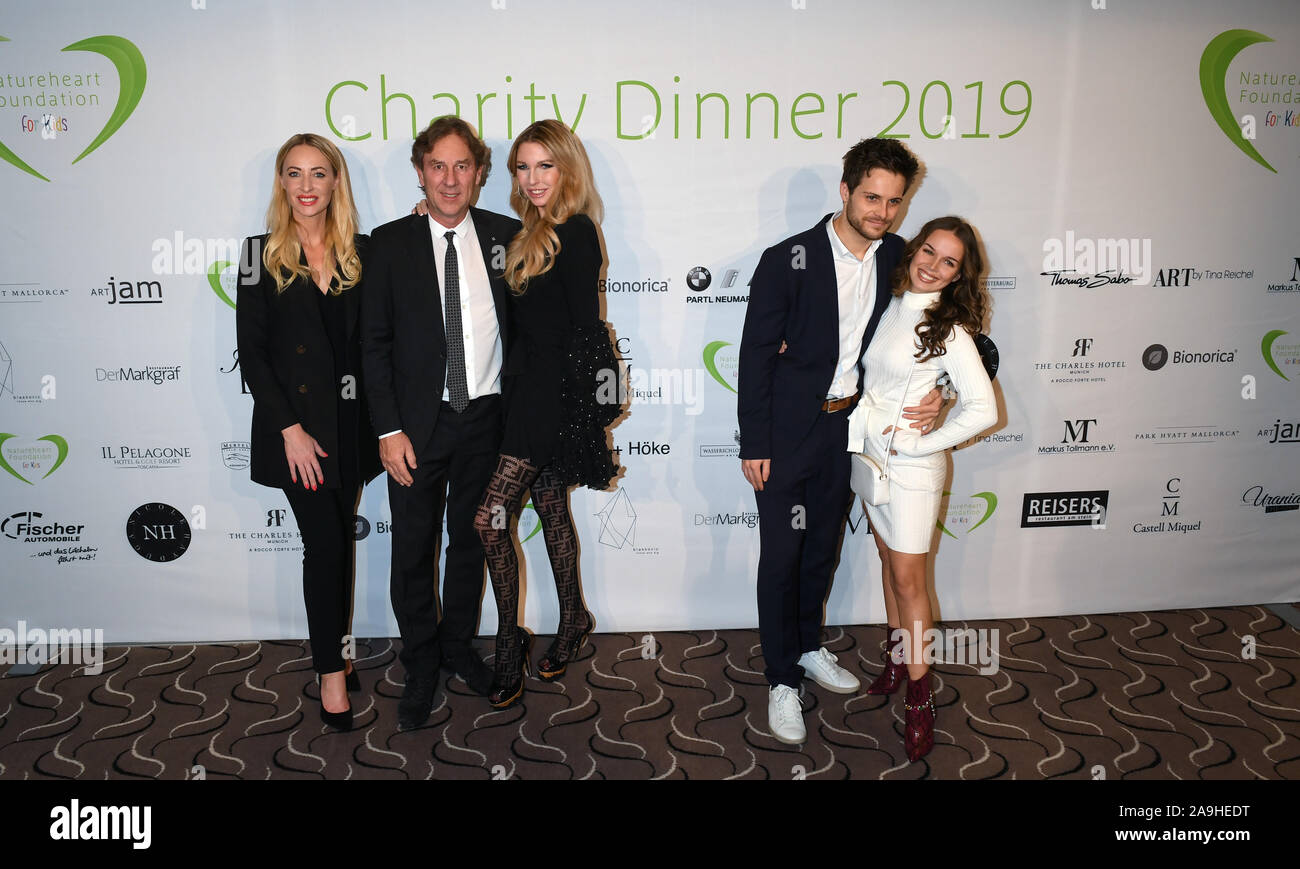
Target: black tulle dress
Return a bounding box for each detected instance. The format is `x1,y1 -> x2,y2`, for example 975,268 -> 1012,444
499,213 -> 619,489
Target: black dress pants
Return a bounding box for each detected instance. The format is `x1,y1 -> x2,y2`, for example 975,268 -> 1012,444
387,395 -> 501,678
284,480 -> 361,674
753,409 -> 852,689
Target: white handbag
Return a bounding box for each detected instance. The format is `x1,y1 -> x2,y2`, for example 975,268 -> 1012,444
850,360 -> 917,507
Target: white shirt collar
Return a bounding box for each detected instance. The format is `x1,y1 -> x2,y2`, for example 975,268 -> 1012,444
429,210 -> 473,241
826,211 -> 882,265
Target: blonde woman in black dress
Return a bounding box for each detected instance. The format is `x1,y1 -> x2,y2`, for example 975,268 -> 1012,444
472,120 -> 618,708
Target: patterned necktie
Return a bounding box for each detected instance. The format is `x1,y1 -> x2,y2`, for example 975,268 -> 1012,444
442,230 -> 469,412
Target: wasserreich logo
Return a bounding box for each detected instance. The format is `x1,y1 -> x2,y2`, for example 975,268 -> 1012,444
703,340 -> 739,394
0,432 -> 68,484
0,35 -> 147,181
1200,29 -> 1292,173
1262,329 -> 1299,380
938,491 -> 996,539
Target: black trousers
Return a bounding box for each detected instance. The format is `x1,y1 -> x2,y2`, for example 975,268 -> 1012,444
388,395 -> 501,678
283,480 -> 361,674
753,409 -> 852,689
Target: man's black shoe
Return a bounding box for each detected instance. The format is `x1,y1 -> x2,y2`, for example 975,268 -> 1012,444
397,673 -> 437,731
443,653 -> 494,697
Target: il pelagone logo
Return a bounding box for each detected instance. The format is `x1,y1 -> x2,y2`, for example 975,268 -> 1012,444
0,34 -> 146,181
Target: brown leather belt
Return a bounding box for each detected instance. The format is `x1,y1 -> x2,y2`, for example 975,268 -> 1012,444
821,391 -> 859,413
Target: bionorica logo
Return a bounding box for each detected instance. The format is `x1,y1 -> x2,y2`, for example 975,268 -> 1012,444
0,35 -> 147,182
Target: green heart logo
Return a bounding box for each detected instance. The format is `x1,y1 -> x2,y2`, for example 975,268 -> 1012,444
1262,329 -> 1289,381
0,34 -> 147,182
209,260 -> 237,310
0,432 -> 69,484
703,340 -> 737,394
1200,29 -> 1276,173
938,490 -> 997,539
520,501 -> 542,543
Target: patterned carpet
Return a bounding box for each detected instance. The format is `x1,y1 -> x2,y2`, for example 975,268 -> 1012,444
2,605 -> 1298,780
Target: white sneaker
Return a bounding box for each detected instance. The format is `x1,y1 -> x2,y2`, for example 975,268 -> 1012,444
798,647 -> 861,694
768,684 -> 806,745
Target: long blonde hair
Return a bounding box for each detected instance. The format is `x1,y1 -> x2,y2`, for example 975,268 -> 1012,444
504,120 -> 603,293
262,133 -> 362,294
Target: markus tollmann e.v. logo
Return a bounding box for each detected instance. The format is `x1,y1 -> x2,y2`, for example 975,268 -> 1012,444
0,34 -> 146,181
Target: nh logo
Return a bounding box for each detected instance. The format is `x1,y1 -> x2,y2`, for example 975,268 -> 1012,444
1062,419 -> 1097,443
143,524 -> 175,540
1072,338 -> 1094,357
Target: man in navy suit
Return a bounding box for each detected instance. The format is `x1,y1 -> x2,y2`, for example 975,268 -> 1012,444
738,138 -> 938,744
362,117 -> 521,729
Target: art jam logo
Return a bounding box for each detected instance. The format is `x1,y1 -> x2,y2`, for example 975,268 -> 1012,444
1021,490 -> 1109,528
125,502 -> 191,562
0,35 -> 147,182
1258,419 -> 1299,444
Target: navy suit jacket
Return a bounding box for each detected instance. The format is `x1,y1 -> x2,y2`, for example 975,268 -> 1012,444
738,213 -> 903,461
360,206 -> 521,457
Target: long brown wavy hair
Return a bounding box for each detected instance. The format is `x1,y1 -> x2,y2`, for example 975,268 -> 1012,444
262,133 -> 361,295
892,216 -> 988,362
503,120 -> 603,294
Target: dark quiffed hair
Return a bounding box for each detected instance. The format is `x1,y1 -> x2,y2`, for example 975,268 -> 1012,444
892,215 -> 989,362
410,116 -> 492,183
840,137 -> 920,192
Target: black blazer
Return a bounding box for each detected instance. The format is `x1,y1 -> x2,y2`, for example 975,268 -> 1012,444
360,206 -> 522,456
738,214 -> 903,460
235,233 -> 382,489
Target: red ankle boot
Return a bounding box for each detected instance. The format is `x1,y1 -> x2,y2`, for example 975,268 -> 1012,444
903,671 -> 935,762
866,627 -> 905,695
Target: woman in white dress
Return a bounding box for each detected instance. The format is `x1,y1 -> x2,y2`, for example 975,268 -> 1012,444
845,215 -> 997,762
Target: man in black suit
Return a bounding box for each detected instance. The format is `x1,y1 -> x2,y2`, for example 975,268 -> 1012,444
362,117 -> 521,730
738,138 -> 938,744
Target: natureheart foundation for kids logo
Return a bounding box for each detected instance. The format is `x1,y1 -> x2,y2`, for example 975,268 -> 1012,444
0,433 -> 69,484
209,260 -> 237,310
937,491 -> 997,539
0,35 -> 146,182
1200,29 -> 1289,174
703,341 -> 739,393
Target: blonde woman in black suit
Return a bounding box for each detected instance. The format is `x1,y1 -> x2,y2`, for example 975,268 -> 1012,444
237,133 -> 380,731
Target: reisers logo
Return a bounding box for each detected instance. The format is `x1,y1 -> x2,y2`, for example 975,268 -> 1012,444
0,35 -> 147,182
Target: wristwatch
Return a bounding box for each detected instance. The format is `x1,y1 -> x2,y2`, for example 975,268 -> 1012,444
935,373 -> 957,401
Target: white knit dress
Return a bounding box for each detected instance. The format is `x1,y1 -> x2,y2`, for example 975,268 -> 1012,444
846,291 -> 997,553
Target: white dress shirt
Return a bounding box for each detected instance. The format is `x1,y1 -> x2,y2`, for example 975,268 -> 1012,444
379,212 -> 503,439
825,213 -> 881,400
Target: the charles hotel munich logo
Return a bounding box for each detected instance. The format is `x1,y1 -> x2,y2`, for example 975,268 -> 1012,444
0,35 -> 146,181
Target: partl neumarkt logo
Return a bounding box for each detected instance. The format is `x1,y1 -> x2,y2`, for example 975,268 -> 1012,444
1200,29 -> 1295,174
0,34 -> 146,181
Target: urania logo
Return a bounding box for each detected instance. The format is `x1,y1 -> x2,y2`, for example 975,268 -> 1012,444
208,260 -> 237,310
1199,29 -> 1276,173
938,491 -> 997,539
702,340 -> 738,394
0,432 -> 69,484
1262,329 -> 1297,381
0,35 -> 147,181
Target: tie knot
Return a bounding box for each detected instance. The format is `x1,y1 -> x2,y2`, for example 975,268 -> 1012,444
444,230 -> 456,243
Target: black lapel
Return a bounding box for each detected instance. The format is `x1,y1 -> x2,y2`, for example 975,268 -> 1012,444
410,213 -> 446,349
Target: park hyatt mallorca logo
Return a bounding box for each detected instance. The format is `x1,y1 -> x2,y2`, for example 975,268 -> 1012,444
937,491 -> 997,539
1021,490 -> 1109,529
1262,329 -> 1300,380
1033,337 -> 1125,385
0,432 -> 68,484
1200,29 -> 1293,174
1133,425 -> 1239,445
1038,419 -> 1115,455
1040,231 -> 1151,287
0,35 -> 147,182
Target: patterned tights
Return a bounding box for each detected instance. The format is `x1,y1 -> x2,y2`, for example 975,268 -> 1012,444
473,455 -> 584,682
